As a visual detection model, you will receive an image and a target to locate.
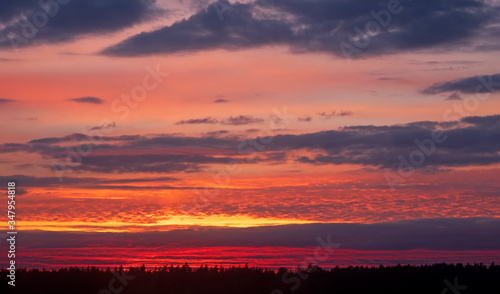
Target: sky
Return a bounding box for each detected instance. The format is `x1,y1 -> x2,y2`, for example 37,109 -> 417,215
0,0 -> 500,269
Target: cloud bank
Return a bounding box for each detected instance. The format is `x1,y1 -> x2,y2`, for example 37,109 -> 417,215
0,0 -> 160,49
19,218 -> 500,251
102,0 -> 499,57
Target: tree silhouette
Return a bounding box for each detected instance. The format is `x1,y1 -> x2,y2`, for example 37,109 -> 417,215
1,263 -> 499,294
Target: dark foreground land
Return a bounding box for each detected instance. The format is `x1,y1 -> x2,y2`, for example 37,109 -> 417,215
1,263 -> 499,294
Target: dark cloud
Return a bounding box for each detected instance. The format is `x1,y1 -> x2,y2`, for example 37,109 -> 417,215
89,122 -> 116,131
0,175 -> 179,190
176,115 -> 264,126
338,111 -> 353,116
28,134 -> 241,174
317,110 -> 353,119
214,99 -> 229,103
206,130 -> 230,137
222,115 -> 264,125
73,154 -> 233,173
102,0 -> 499,58
3,115 -> 500,173
461,114 -> 500,129
0,98 -> 15,103
68,96 -> 104,104
258,114 -> 500,169
28,133 -> 109,144
422,73 -> 500,94
0,0 -> 160,49
18,218 -> 500,251
121,134 -> 236,150
176,117 -> 219,125
0,143 -> 31,152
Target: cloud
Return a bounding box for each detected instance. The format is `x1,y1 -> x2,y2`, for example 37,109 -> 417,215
214,99 -> 229,103
4,115 -> 500,173
422,73 -> 500,94
28,133 -> 114,144
0,175 -> 179,190
0,58 -> 19,62
377,77 -> 402,81
222,115 -> 264,125
68,96 -> 104,104
102,0 -> 499,57
318,110 -> 353,119
176,117 -> 220,125
17,218 -> 500,251
446,92 -> 462,100
176,115 -> 264,126
0,0 -> 160,49
72,154 -> 233,173
298,116 -> 312,122
11,133 -> 243,174
206,130 -> 230,137
0,98 -> 15,103
14,163 -> 35,169
461,114 -> 500,128
89,122 -> 116,131
257,114 -> 500,169
410,60 -> 482,66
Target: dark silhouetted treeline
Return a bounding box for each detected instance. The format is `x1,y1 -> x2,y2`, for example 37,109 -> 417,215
1,263 -> 499,294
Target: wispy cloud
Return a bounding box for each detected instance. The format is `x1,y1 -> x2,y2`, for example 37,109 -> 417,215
298,116 -> 312,122
89,122 -> 116,131
68,97 -> 104,104
318,110 -> 353,119
423,73 -> 500,94
222,115 -> 264,126
176,117 -> 220,125
176,115 -> 264,126
214,99 -> 229,103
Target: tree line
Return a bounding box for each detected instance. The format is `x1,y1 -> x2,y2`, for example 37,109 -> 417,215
1,262 -> 498,294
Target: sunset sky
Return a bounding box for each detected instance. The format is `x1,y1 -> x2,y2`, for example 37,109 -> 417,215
1,0 -> 500,268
